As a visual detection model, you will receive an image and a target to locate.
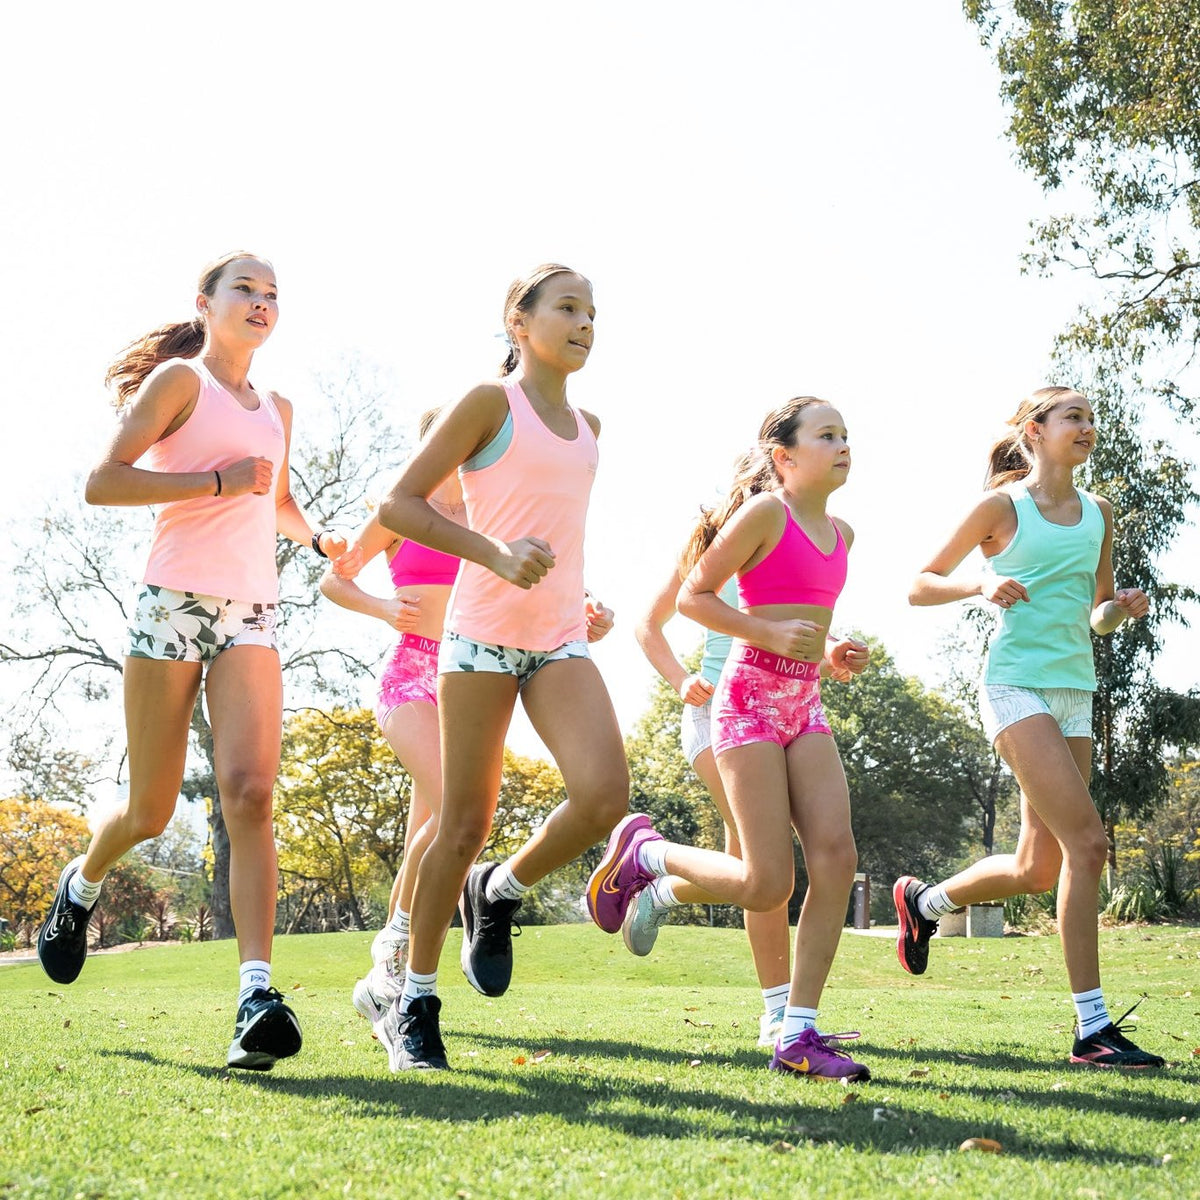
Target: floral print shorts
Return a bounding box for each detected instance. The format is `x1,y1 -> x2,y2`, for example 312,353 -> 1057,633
128,584 -> 277,663
711,643 -> 830,757
437,630 -> 590,687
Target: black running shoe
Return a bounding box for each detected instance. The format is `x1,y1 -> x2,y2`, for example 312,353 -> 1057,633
893,875 -> 940,976
226,987 -> 303,1071
458,863 -> 521,997
1070,1003 -> 1165,1068
379,995 -> 449,1071
37,858 -> 94,984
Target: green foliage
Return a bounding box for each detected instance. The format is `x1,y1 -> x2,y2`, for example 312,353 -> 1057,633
966,0 -> 1200,416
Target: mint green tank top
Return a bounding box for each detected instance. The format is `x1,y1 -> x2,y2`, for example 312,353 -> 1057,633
699,577 -> 740,687
983,484 -> 1105,690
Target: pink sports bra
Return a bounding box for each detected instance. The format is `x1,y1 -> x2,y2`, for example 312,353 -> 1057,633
737,501 -> 847,609
389,538 -> 460,588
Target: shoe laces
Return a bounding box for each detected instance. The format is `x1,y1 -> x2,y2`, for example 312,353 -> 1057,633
406,1006 -> 447,1058
477,901 -> 522,950
1095,1001 -> 1145,1050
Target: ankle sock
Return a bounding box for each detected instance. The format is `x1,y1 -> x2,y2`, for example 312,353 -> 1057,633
485,863 -> 530,905
636,838 -> 669,878
401,968 -> 438,1012
384,907 -> 410,939
762,983 -> 790,1015
238,960 -> 271,1005
917,884 -> 959,921
67,858 -> 103,910
648,877 -> 680,909
779,1006 -> 820,1045
1072,987 -> 1110,1039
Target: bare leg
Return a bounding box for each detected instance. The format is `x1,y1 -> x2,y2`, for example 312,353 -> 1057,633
658,741 -> 796,913
507,658 -> 629,883
83,658 -> 202,880
379,701 -> 442,917
205,646 -> 283,965
406,673 -> 517,975
786,734 -> 857,1010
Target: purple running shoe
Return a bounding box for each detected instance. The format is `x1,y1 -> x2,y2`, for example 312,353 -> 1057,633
586,813 -> 661,934
769,1027 -> 871,1081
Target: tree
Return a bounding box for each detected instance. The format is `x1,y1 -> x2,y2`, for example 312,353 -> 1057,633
0,359 -> 409,938
965,0 -> 1200,416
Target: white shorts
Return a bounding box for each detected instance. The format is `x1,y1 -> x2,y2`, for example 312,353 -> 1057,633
680,700 -> 713,766
979,684 -> 1093,744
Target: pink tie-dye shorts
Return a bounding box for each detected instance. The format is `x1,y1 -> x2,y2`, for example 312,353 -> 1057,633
711,643 -> 831,757
376,633 -> 441,726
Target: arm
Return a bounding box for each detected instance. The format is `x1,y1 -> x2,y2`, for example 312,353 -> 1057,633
1089,498 -> 1149,634
377,384 -> 556,589
909,492 -> 1030,608
84,362 -> 274,506
635,569 -> 714,705
677,495 -> 823,660
270,395 -> 352,570
320,514 -> 421,631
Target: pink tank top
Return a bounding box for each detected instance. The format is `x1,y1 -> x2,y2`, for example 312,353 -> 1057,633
140,359 -> 286,602
446,379 -> 598,651
737,499 -> 847,609
389,538 -> 460,588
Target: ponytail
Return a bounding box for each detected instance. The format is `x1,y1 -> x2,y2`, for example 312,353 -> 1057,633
985,386 -> 1081,489
499,338 -> 520,377
104,249 -> 268,409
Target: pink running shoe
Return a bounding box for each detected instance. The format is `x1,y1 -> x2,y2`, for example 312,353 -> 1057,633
769,1027 -> 871,1081
586,813 -> 660,933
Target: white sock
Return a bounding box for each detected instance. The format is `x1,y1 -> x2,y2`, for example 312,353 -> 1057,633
762,983 -> 790,1015
485,863 -> 530,905
384,907 -> 410,939
648,877 -> 681,909
917,884 -> 960,920
67,857 -> 103,911
1073,987 -> 1111,1039
780,1006 -> 820,1045
401,968 -> 438,1012
238,960 -> 271,1005
636,838 -> 669,878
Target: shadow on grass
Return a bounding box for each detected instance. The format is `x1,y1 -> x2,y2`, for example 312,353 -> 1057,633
97,1044 -> 1162,1166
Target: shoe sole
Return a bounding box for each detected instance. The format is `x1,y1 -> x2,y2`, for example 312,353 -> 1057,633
1069,1053 -> 1162,1069
892,876 -> 925,976
620,890 -> 658,957
586,813 -> 650,933
37,861 -> 88,985
227,1006 -> 303,1071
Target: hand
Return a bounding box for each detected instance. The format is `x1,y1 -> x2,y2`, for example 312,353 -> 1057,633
329,537 -> 361,579
1114,588 -> 1150,621
220,456 -> 273,496
826,636 -> 869,683
981,575 -> 1030,610
678,672 -> 716,706
585,598 -> 616,643
762,618 -> 823,661
380,594 -> 421,632
491,537 -> 556,589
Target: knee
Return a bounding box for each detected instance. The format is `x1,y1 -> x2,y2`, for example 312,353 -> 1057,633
1066,826 -> 1109,877
435,812 -> 492,864
126,808 -> 173,843
219,770 -> 276,825
742,866 -> 795,913
805,839 -> 858,893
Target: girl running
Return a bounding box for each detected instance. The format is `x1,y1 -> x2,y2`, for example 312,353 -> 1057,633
321,410 -> 614,1044
36,252 -> 351,1071
896,386 -> 1163,1068
374,264 -> 628,1071
588,397 -> 873,1082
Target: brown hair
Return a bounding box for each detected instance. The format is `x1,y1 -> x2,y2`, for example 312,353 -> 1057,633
418,407 -> 441,439
104,251 -> 269,409
985,386 -> 1084,489
679,396 -> 832,573
499,263 -> 586,375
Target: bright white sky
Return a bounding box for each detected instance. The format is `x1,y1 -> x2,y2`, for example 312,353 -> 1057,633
1,1 -> 1195,766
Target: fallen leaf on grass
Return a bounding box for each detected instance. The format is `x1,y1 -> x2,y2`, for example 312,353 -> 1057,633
688,1059 -> 702,1068
683,1006 -> 699,1012
841,1093 -> 858,1105
1000,995 -> 1012,1000
872,1108 -> 898,1122
938,1092 -> 950,1100
907,1068 -> 930,1078
54,1064 -> 65,1073
771,1141 -> 795,1153
512,1055 -> 527,1066
959,1138 -> 1002,1154
24,1106 -> 45,1116
1050,1081 -> 1067,1091
340,1040 -> 355,1047
684,1018 -> 713,1028
62,1020 -> 70,1029
1161,1154 -> 1173,1166
1191,1048 -> 1200,1058
531,1049 -> 552,1064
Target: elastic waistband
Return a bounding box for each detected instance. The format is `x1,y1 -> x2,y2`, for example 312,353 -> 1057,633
730,643 -> 821,680
397,633 -> 440,655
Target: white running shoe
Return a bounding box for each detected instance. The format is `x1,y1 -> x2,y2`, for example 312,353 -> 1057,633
758,1006 -> 785,1047
352,962 -> 404,1037
621,885 -> 670,956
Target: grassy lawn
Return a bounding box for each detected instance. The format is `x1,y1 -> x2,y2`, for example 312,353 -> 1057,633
1,923 -> 1196,1199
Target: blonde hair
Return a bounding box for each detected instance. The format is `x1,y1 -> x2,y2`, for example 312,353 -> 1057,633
679,396 -> 832,573
985,386 -> 1085,489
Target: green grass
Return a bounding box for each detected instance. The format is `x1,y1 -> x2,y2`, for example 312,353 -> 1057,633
1,925 -> 1197,1199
